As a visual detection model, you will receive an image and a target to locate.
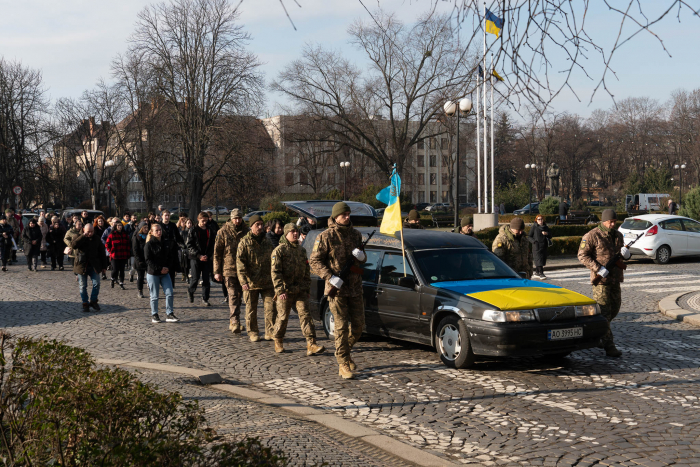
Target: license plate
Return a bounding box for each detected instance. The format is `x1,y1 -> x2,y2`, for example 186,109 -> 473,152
548,327 -> 583,340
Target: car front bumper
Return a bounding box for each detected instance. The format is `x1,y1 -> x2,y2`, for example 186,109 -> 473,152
465,316 -> 608,357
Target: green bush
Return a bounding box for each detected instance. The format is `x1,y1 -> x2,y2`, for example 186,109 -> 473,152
0,332 -> 286,466
494,183 -> 530,213
679,186 -> 700,220
262,211 -> 292,225
350,184 -> 384,209
475,226 -> 501,244
549,236 -> 583,256
499,214 -> 559,224
538,197 -> 560,215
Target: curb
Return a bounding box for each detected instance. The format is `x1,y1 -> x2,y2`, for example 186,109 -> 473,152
657,292 -> 700,327
544,262 -> 584,271
97,359 -> 461,467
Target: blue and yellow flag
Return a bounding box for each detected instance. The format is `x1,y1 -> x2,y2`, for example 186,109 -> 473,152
485,8 -> 504,37
492,69 -> 504,81
376,167 -> 402,236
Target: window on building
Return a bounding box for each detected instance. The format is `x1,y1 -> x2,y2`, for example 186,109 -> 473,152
299,172 -> 308,185
418,173 -> 425,185
429,138 -> 436,149
418,191 -> 425,203
417,155 -> 424,167
430,191 -> 437,203
441,191 -> 448,202
429,155 -> 437,167
131,173 -> 141,183
285,173 -> 294,186
430,173 -> 436,185
442,173 -> 449,185
417,140 -> 424,150
441,138 -> 448,150
285,153 -> 294,166
128,191 -> 144,203
327,172 -> 335,185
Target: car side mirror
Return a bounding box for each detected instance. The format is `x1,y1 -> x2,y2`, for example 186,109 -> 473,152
398,276 -> 416,289
518,271 -> 528,279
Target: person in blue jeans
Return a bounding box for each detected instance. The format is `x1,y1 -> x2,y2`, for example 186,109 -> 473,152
144,223 -> 179,323
70,224 -> 109,312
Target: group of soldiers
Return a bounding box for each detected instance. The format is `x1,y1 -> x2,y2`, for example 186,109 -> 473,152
215,203 -> 369,380
488,210 -> 628,358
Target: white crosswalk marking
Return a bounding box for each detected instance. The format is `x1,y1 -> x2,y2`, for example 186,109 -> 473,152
545,268 -> 700,295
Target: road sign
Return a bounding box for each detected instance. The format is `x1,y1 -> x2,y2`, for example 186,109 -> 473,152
12,186 -> 22,195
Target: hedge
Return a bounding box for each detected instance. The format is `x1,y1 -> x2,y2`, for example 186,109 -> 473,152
262,211 -> 292,225
0,332 -> 287,466
550,236 -> 583,256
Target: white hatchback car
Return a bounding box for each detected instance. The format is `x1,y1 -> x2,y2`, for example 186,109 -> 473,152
618,214 -> 700,264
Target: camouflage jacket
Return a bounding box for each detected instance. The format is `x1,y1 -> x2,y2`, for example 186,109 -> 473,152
5,216 -> 20,239
236,231 -> 274,290
492,225 -> 533,278
577,224 -> 625,284
271,236 -> 310,296
309,218 -> 366,298
213,221 -> 249,277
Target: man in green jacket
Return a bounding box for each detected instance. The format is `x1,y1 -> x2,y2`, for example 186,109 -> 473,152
214,209 -> 249,333
237,214 -> 275,342
271,223 -> 325,355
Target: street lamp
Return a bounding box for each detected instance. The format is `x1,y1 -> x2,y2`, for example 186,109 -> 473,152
444,98 -> 473,229
104,160 -> 115,217
525,163 -> 537,212
674,163 -> 687,207
340,161 -> 350,200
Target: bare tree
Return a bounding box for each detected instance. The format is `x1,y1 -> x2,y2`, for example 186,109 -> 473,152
0,58 -> 49,209
130,0 -> 264,218
272,11 -> 475,179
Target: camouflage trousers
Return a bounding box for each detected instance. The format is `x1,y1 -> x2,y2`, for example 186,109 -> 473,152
224,276 -> 243,324
328,294 -> 365,365
273,293 -> 317,341
592,283 -> 622,349
244,289 -> 276,337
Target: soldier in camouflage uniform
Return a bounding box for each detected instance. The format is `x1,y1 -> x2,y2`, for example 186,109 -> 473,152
492,218 -> 532,278
459,216 -> 475,236
577,209 -> 629,358
309,202 -> 367,380
214,209 -> 249,333
271,223 -> 326,355
236,214 -> 276,342
403,210 -> 424,229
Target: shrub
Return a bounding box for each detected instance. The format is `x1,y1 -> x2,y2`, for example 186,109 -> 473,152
494,183 -> 530,213
262,211 -> 292,225
475,226 -> 501,244
549,236 -> 583,256
350,184 -> 384,209
538,197 -> 560,215
679,186 -> 700,220
0,332 -> 286,466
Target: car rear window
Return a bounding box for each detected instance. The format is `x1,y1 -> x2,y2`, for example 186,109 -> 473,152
620,219 -> 652,230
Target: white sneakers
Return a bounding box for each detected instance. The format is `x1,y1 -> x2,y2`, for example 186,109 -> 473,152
532,273 -> 548,280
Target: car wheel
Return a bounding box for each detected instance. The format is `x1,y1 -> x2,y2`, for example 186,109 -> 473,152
322,303 -> 335,340
435,315 -> 475,369
653,245 -> 671,264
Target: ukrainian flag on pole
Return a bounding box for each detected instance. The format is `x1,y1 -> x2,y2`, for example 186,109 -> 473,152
376,165 -> 402,236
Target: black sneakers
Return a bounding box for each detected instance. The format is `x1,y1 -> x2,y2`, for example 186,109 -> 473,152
165,314 -> 180,322
137,291 -> 144,298
188,291 -> 194,303
201,299 -> 211,307
152,314 -> 162,323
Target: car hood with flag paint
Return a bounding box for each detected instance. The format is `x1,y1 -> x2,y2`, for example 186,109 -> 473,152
431,278 -> 595,311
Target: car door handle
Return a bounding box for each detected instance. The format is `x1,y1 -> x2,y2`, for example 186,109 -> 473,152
375,288 -> 384,295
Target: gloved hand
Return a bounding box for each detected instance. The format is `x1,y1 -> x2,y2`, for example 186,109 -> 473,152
620,246 -> 630,260
597,266 -> 609,278
329,275 -> 344,289
352,248 -> 366,261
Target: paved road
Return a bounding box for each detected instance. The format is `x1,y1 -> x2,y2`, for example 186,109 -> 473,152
2,257 -> 700,466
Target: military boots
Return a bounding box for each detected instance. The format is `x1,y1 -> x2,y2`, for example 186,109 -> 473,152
274,339 -> 284,353
605,345 -> 622,358
306,339 -> 326,356
229,320 -> 242,334
338,363 -> 355,380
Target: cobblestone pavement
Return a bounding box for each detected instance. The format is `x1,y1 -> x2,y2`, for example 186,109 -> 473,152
2,256 -> 700,466
117,367 -> 413,466
679,292 -> 700,312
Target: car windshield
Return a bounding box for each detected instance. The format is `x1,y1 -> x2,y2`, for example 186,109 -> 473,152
620,219 -> 652,230
412,248 -> 519,283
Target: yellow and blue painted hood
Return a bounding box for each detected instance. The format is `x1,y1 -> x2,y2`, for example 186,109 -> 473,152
432,278 -> 595,311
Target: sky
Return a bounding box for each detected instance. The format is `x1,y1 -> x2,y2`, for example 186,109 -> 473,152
1,0 -> 699,120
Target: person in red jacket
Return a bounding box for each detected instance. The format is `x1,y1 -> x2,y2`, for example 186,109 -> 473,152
105,221 -> 131,289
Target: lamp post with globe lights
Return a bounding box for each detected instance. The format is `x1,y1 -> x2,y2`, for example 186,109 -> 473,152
674,163 -> 687,207
444,98 -> 473,230
525,163 -> 537,212
340,161 -> 350,200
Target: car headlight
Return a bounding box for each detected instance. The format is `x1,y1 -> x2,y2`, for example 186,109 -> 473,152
482,310 -> 535,322
576,304 -> 599,317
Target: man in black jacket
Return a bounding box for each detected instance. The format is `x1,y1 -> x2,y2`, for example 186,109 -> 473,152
159,209 -> 185,286
186,212 -> 216,306
71,224 -> 109,312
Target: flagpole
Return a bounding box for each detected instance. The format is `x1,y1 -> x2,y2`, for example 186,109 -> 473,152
476,75 -> 481,214
490,52 -> 495,214
482,1 -> 488,213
